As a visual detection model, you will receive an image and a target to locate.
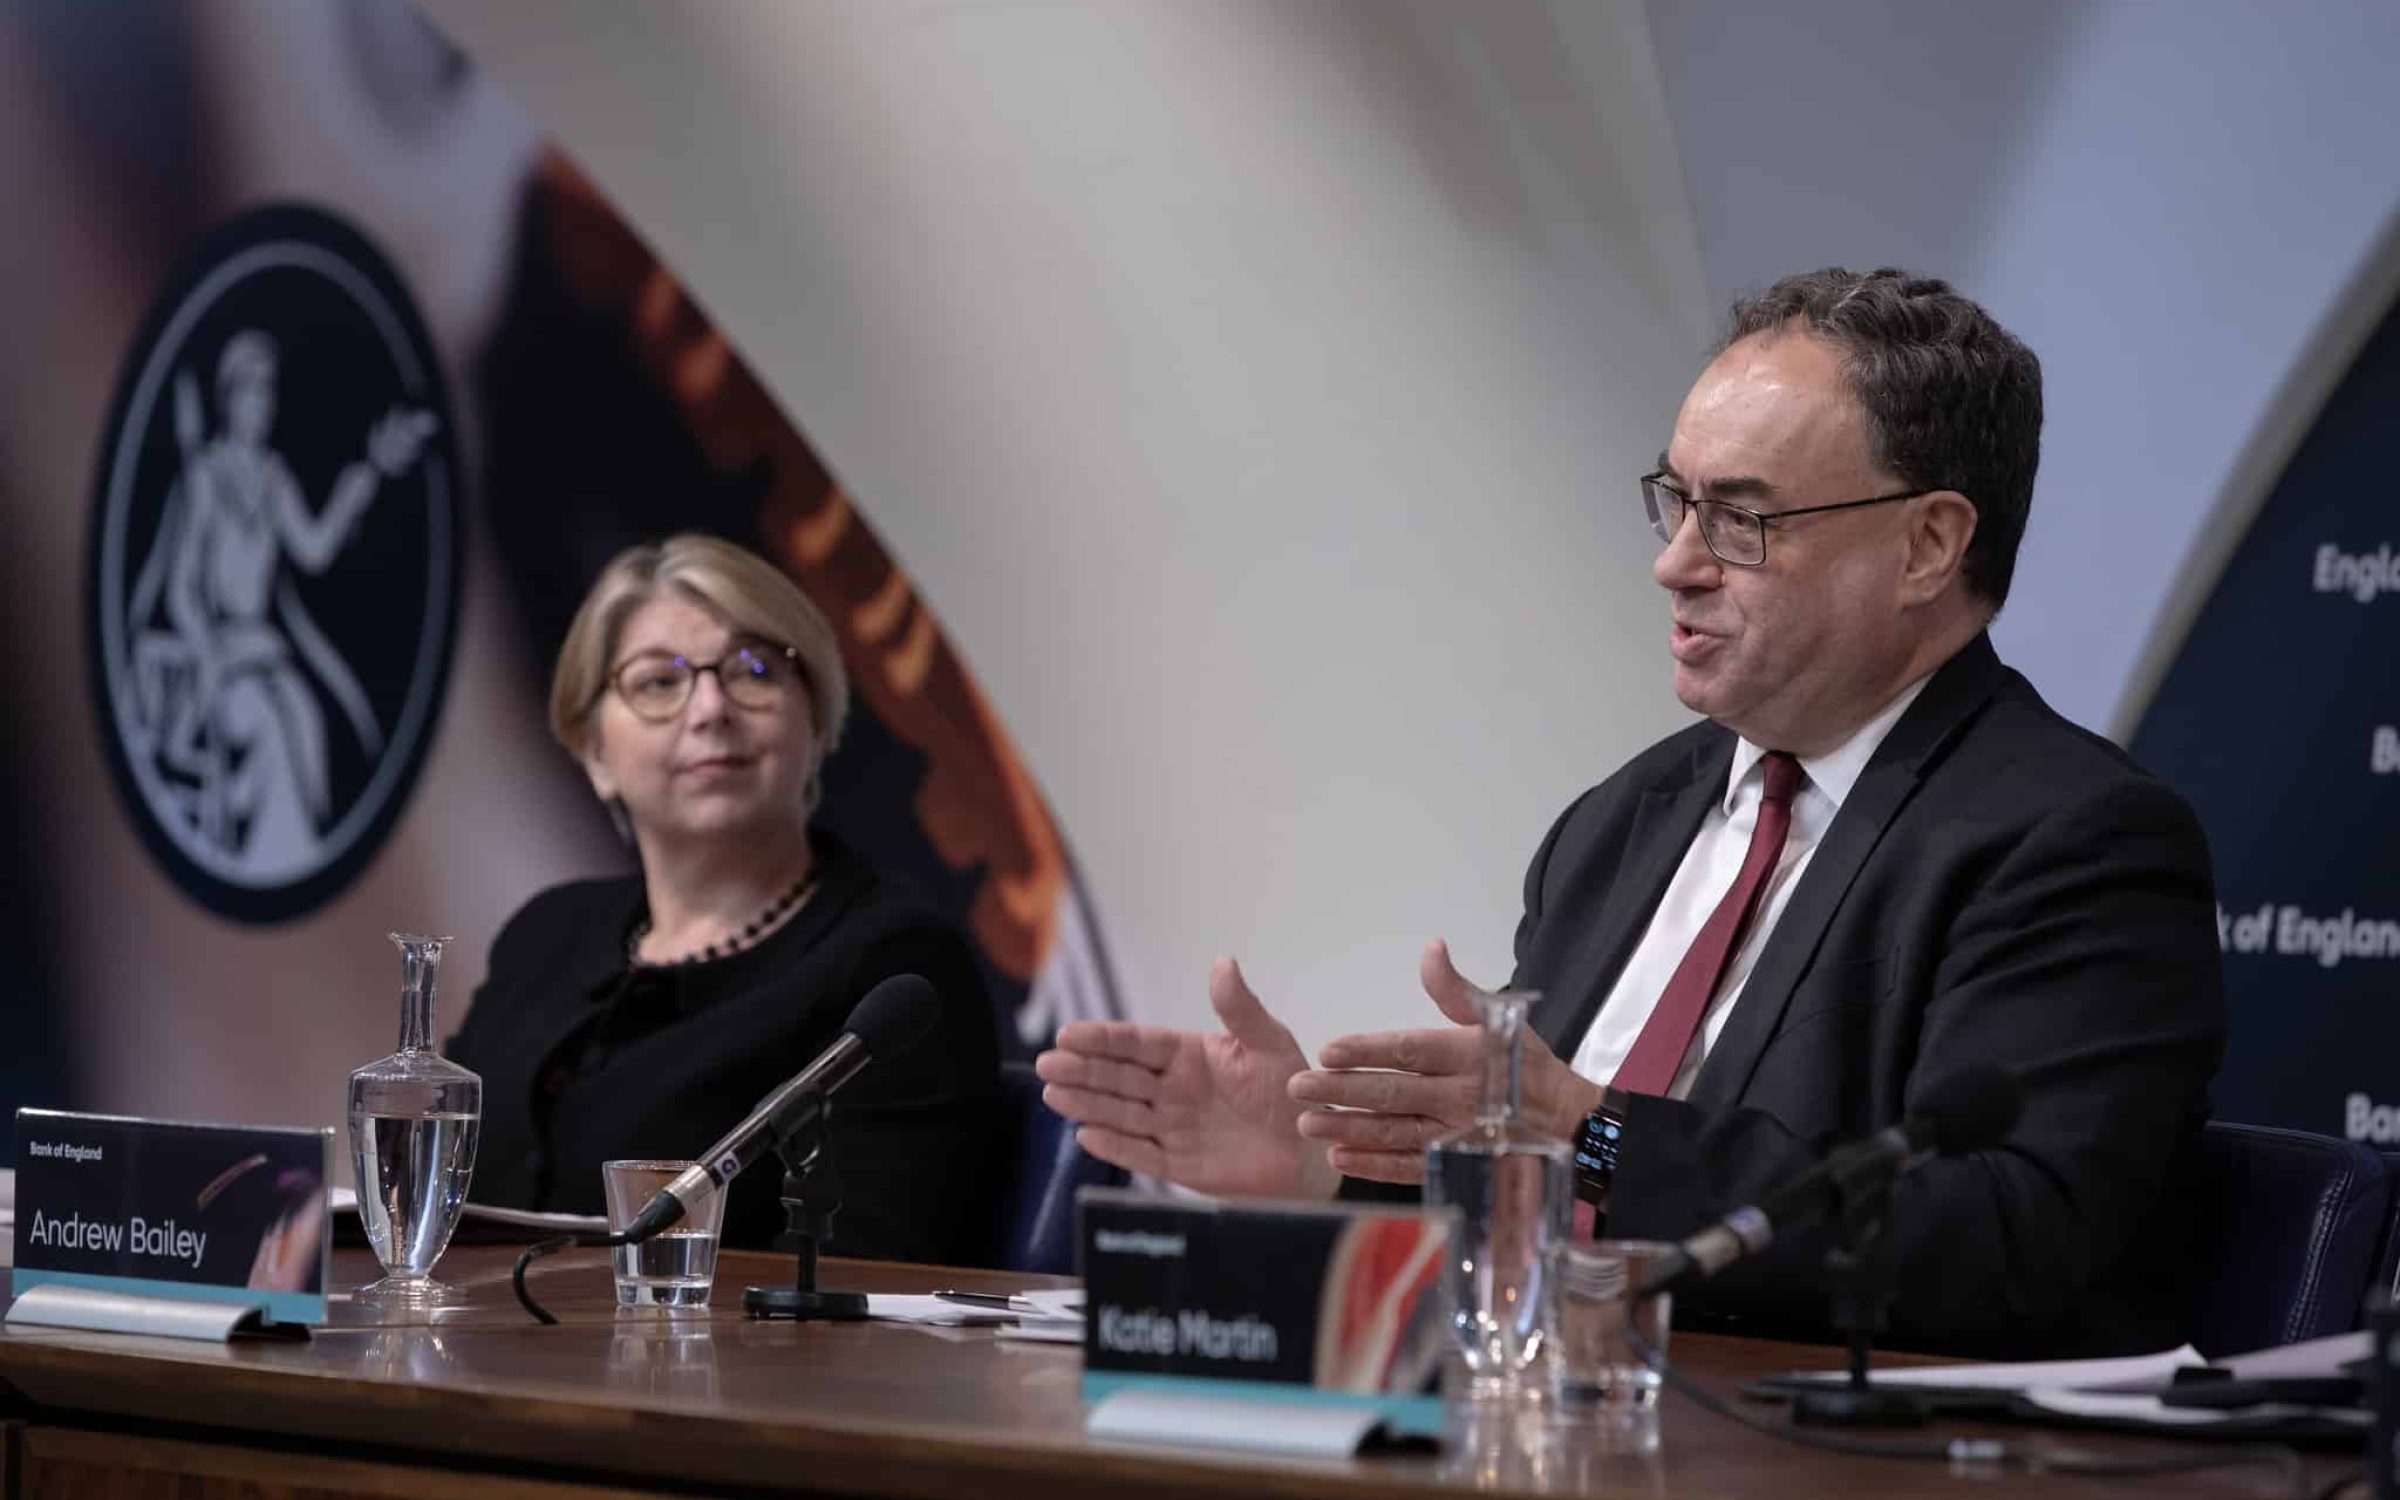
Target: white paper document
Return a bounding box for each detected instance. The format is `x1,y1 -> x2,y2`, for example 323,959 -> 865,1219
459,1201 -> 610,1234
1781,1345 -> 2205,1392
865,1293 -> 1083,1331
2218,1330 -> 2370,1378
2021,1387 -> 2371,1429
1018,1288 -> 1084,1320
325,1187 -> 609,1236
866,1295 -> 1013,1326
1783,1331 -> 2376,1397
1782,1331 -> 2377,1435
996,1321 -> 1085,1345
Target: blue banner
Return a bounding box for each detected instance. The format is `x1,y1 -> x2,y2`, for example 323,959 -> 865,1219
2130,291 -> 2400,1138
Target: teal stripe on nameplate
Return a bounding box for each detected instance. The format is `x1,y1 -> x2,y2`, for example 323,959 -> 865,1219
9,1268 -> 324,1327
1080,1372 -> 1444,1437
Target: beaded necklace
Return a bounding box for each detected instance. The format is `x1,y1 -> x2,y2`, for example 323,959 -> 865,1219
627,868 -> 819,970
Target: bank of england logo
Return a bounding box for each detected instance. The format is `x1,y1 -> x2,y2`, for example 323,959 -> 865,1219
87,205 -> 460,922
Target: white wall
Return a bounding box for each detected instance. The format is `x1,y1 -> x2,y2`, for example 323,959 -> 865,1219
1647,0 -> 2400,737
415,0 -> 1713,1051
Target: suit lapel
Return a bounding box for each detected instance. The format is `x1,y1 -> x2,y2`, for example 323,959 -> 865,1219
1687,634 -> 2007,1113
1535,735 -> 1729,1058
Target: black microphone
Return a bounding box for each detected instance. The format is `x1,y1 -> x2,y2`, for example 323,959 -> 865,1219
1631,1066 -> 2021,1300
617,974 -> 941,1243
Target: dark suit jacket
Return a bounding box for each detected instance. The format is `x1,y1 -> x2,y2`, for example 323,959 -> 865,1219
448,835 -> 1003,1264
1513,634 -> 2226,1357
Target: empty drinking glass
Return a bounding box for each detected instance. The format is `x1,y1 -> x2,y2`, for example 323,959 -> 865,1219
1549,1238 -> 1674,1412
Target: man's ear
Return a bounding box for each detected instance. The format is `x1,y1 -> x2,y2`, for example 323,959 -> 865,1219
1900,490 -> 1978,605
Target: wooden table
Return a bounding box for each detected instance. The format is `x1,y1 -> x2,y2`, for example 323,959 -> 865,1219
0,1247 -> 2354,1498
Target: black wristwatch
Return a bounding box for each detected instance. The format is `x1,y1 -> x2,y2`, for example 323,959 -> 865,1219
1571,1092 -> 1628,1242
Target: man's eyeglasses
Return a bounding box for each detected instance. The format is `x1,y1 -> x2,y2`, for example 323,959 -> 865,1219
1640,472 -> 1930,567
604,643 -> 804,722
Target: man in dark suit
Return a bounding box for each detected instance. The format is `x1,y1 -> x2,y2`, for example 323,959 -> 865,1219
1036,268 -> 2226,1357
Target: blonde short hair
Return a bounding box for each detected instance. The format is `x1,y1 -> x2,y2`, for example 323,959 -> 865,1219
549,535 -> 850,768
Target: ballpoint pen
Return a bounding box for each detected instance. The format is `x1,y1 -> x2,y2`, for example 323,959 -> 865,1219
931,1290 -> 1038,1313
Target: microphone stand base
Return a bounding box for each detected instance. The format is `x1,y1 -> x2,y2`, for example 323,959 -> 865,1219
741,1286 -> 869,1322
1790,1174 -> 1923,1427
1789,1385 -> 1931,1428
743,1109 -> 866,1322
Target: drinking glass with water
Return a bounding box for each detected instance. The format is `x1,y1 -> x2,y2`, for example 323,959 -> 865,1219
603,1160 -> 723,1310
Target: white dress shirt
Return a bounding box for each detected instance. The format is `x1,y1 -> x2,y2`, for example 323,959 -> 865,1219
1566,675 -> 1932,1099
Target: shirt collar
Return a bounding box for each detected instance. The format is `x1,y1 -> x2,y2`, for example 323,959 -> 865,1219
1723,672 -> 1934,817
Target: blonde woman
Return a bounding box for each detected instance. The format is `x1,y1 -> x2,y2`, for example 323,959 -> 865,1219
449,535 -> 999,1262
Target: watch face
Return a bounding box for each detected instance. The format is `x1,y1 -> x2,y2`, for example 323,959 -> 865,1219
1574,1109 -> 1623,1191
1572,1108 -> 1624,1241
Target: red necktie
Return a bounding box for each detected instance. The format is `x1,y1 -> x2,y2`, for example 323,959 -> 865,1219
1610,750 -> 1802,1098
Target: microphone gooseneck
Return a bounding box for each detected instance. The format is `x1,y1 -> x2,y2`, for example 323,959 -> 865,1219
1632,1066 -> 2023,1301
651,973 -> 942,1227
510,972 -> 943,1324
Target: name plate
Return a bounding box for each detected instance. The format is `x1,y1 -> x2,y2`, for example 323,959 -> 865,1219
11,1109 -> 333,1327
1079,1188 -> 1454,1437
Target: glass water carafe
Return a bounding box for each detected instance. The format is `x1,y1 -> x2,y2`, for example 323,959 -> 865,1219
346,933 -> 481,1302
1423,990 -> 1571,1396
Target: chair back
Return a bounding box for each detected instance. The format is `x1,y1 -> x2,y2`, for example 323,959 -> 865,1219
993,1059 -> 1125,1273
2356,1149 -> 2400,1320
2191,1120 -> 2388,1356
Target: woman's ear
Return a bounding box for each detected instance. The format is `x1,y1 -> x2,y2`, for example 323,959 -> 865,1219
581,742 -> 619,804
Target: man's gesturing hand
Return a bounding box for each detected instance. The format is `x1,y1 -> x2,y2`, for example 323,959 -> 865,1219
1287,940 -> 1607,1185
1034,958 -> 1339,1200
